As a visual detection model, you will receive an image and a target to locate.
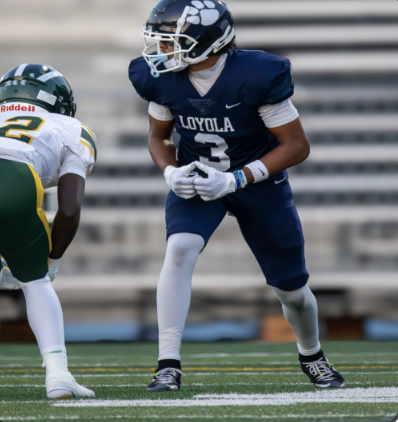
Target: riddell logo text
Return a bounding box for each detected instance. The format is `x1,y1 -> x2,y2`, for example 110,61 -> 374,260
0,104 -> 35,113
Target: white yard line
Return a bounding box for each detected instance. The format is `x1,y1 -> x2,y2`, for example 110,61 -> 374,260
1,415 -> 396,421
0,384 -> 146,388
54,387 -> 398,407
1,401 -> 48,404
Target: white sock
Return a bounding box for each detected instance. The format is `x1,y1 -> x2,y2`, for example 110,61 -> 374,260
21,277 -> 66,355
271,284 -> 321,356
157,233 -> 204,361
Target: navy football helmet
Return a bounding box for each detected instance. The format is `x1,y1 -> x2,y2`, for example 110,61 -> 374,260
142,0 -> 235,74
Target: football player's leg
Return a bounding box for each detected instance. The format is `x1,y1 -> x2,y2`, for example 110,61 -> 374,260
149,192 -> 226,391
271,284 -> 320,356
0,160 -> 93,398
230,181 -> 318,350
232,181 -> 345,387
239,203 -> 319,355
157,232 -> 204,364
22,277 -> 94,398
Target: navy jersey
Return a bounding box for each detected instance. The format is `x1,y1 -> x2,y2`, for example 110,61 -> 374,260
129,50 -> 294,175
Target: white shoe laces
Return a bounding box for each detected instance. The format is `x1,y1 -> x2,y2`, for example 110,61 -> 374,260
154,368 -> 185,384
304,358 -> 335,382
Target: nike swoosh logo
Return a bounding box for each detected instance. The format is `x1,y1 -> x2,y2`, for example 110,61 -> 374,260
226,103 -> 241,109
275,176 -> 286,185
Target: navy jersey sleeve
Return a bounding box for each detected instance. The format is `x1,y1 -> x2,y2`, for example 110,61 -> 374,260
128,57 -> 170,105
264,57 -> 294,105
234,51 -> 294,106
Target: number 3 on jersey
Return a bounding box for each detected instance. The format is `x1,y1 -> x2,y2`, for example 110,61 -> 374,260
0,116 -> 44,144
195,133 -> 230,171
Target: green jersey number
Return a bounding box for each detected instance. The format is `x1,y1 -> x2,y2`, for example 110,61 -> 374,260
0,116 -> 45,144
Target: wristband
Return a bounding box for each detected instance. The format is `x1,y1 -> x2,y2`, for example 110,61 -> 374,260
245,160 -> 269,184
233,170 -> 247,189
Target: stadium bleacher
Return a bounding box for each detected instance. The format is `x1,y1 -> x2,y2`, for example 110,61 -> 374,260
1,0 -> 398,336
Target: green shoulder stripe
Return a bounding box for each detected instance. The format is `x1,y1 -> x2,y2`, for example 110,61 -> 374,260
80,125 -> 97,161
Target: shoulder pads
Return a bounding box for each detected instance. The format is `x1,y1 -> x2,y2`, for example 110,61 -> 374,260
128,57 -> 175,105
229,50 -> 294,106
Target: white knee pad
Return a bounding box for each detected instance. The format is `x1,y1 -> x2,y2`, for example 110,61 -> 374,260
272,284 -> 313,311
166,233 -> 204,267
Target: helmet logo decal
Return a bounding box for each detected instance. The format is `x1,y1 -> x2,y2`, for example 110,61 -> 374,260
37,90 -> 57,106
29,73 -> 35,78
187,1 -> 219,26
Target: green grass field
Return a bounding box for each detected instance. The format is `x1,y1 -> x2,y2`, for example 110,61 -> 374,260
0,341 -> 397,422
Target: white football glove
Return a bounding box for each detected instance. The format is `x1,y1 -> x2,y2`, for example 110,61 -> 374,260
0,259 -> 21,290
48,258 -> 61,282
164,163 -> 198,199
193,161 -> 237,201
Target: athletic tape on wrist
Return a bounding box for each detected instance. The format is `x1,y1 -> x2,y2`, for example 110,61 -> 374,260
245,160 -> 269,184
233,170 -> 247,189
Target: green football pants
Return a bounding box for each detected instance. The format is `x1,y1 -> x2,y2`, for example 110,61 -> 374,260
0,159 -> 52,282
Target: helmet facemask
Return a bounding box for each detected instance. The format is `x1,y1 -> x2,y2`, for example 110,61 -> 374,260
141,5 -> 199,76
142,26 -> 197,75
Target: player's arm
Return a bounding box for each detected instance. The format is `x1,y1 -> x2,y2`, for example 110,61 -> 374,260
149,113 -> 197,199
242,117 -> 310,184
194,117 -> 310,200
47,124 -> 96,280
49,173 -> 85,260
148,114 -> 177,171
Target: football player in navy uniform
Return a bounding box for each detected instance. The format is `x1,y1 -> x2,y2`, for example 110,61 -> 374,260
129,0 -> 346,391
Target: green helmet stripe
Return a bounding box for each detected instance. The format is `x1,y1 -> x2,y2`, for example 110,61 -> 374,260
19,64 -> 54,80
14,64 -> 28,77
81,127 -> 97,161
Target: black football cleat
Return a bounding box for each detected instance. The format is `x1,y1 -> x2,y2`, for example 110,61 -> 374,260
300,350 -> 346,388
147,368 -> 184,392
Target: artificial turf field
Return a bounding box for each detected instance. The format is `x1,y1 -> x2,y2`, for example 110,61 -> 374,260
0,342 -> 397,422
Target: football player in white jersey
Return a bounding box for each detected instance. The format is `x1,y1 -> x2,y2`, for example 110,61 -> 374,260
0,64 -> 97,399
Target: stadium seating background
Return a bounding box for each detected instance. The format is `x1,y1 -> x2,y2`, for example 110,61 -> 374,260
1,0 -> 397,342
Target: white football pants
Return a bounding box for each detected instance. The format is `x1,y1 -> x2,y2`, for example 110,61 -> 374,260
157,232 -> 320,361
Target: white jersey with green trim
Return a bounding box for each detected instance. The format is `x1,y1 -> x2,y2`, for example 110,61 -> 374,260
0,102 -> 97,188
